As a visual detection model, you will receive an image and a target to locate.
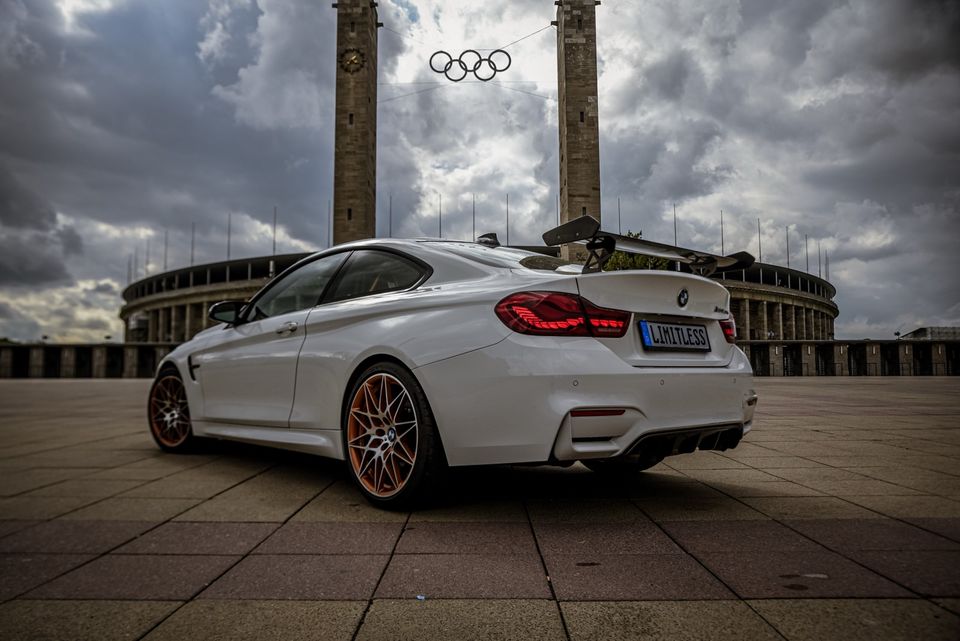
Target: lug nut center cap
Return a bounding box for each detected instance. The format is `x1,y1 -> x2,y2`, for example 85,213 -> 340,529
387,427 -> 397,442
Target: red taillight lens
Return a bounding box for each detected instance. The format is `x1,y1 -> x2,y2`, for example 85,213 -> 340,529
720,316 -> 736,344
495,292 -> 630,338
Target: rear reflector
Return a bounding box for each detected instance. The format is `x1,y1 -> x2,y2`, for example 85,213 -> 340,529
495,292 -> 630,338
570,408 -> 627,417
719,316 -> 736,344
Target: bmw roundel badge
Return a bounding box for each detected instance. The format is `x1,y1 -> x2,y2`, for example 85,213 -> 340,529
677,288 -> 689,307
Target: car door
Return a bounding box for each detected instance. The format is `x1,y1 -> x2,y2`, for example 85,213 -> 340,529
195,252 -> 349,427
289,249 -> 430,431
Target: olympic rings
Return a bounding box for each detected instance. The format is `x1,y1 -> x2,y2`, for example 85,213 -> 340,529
429,49 -> 512,82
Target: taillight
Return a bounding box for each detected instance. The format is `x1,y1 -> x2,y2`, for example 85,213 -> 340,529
719,316 -> 736,344
495,292 -> 630,338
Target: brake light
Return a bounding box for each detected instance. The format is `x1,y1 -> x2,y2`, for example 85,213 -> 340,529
495,292 -> 630,338
719,316 -> 736,344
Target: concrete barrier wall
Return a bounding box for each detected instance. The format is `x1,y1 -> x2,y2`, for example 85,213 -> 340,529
0,340 -> 957,378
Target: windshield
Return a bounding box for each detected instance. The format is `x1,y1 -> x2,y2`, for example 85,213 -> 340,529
427,242 -> 581,273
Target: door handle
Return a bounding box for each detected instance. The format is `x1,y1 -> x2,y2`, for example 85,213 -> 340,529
275,321 -> 298,335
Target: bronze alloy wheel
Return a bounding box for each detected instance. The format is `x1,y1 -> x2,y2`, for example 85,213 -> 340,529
347,372 -> 419,498
149,374 -> 192,449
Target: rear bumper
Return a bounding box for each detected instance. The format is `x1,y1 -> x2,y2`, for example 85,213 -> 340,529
415,334 -> 756,466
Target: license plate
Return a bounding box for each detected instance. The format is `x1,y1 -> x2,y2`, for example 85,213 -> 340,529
639,320 -> 711,351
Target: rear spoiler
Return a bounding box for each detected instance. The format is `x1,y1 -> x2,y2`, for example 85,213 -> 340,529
542,215 -> 754,276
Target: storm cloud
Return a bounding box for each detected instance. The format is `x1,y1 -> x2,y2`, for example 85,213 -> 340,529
0,0 -> 957,341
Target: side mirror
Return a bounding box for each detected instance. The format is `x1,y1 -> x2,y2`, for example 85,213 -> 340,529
208,300 -> 246,325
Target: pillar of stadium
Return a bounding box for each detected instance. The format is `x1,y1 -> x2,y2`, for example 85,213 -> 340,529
332,0 -> 379,244
556,0 -> 602,260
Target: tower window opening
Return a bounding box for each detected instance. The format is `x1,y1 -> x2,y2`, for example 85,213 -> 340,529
350,21 -> 355,33
579,111 -> 584,123
581,206 -> 587,216
347,208 -> 353,221
348,113 -> 354,125
577,18 -> 582,31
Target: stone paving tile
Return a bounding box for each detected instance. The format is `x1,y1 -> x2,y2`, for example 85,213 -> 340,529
709,480 -> 826,497
255,522 -> 402,555
681,469 -> 785,485
0,520 -> 157,554
0,520 -> 39,539
907,517 -> 960,542
636,496 -> 768,521
120,478 -> 240,499
666,452 -> 751,470
292,482 -> 408,523
0,554 -> 93,600
202,554 -> 388,600
934,598 -> 960,615
0,496 -> 102,520
0,600 -> 180,641
696,551 -> 912,598
561,600 -> 783,641
23,479 -> 146,499
785,518 -> 960,551
376,554 -> 550,599
176,467 -> 329,522
0,468 -> 103,497
357,599 -> 566,641
803,479 -> 924,496
661,520 -> 824,553
527,499 -> 649,523
396,522 -> 536,555
116,522 -> 278,555
740,496 -> 883,520
749,599 -> 960,641
59,497 -> 201,521
842,495 -> 960,519
765,467 -> 872,483
27,554 -> 239,600
143,600 -> 365,641
733,456 -> 829,469
545,553 -> 733,601
845,550 -> 960,596
533,521 -> 682,555
409,499 -> 528,523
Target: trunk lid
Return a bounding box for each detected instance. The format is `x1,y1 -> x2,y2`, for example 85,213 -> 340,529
575,270 -> 735,367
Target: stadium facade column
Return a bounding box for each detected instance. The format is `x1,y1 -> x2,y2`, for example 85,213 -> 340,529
184,304 -> 193,342
776,302 -> 784,340
28,347 -> 43,378
760,301 -> 769,339
332,0 -> 380,245
785,304 -> 796,340
59,347 -> 76,378
742,299 -> 751,341
556,0 -> 602,261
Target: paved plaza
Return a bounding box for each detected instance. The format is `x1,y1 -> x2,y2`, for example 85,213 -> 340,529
0,378 -> 959,640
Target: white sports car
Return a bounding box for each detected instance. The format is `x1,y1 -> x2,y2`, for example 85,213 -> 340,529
148,217 -> 757,508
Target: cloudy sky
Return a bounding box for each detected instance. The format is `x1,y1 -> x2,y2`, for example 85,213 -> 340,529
1,0 -> 958,342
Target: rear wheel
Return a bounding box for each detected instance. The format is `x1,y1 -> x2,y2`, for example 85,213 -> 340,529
344,362 -> 445,510
147,368 -> 197,452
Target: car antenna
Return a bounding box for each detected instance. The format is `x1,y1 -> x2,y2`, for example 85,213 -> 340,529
477,233 -> 501,247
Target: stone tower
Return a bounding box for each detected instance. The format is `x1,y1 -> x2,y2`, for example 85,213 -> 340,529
332,1 -> 380,244
556,0 -> 601,251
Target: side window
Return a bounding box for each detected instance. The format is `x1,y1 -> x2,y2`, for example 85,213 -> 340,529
251,253 -> 347,319
326,250 -> 425,303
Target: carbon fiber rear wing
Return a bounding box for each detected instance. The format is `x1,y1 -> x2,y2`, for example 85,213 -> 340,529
542,216 -> 754,276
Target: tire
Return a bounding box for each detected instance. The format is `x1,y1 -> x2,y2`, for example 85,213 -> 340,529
582,455 -> 664,476
343,361 -> 446,510
147,367 -> 198,453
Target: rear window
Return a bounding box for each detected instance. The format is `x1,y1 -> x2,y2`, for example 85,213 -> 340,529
429,242 -> 580,272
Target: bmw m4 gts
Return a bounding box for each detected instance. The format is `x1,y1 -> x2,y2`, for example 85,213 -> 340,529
148,218 -> 757,508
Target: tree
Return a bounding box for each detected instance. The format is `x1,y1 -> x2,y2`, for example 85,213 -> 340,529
602,231 -> 672,271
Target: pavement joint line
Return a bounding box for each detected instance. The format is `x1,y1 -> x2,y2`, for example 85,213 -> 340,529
674,471 -> 938,601
522,499 -> 573,641
129,458 -> 326,641
349,509 -> 411,641
631,499 -> 788,641
1,459 -> 280,609
723,442 -> 960,543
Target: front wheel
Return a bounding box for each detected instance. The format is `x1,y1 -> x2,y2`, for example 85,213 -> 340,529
343,362 -> 445,510
147,368 -> 198,452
